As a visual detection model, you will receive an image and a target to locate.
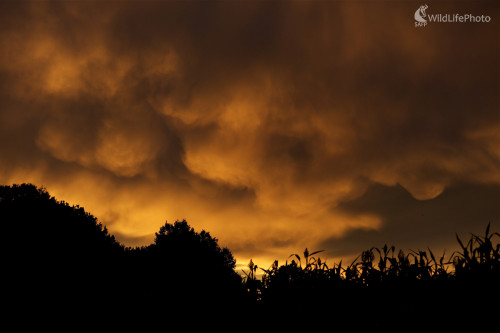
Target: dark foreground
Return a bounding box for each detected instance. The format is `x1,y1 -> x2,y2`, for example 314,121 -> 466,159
2,184 -> 498,330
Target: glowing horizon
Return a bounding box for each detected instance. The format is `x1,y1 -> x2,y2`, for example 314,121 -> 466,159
0,1 -> 499,271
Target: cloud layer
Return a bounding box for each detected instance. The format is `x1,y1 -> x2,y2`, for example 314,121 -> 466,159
1,1 -> 499,267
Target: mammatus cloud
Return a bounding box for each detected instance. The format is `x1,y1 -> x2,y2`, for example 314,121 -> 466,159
322,182 -> 500,259
0,1 -> 498,267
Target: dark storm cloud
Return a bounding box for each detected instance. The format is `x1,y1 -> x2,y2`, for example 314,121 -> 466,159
320,182 -> 500,259
0,0 -> 498,266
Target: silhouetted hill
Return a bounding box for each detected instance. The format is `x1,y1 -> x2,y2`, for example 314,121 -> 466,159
1,183 -> 123,259
1,184 -> 248,325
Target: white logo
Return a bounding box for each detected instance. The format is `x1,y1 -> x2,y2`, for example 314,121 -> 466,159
414,4 -> 428,27
414,4 -> 491,28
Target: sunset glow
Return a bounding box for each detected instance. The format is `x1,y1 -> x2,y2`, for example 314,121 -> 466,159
1,0 -> 498,271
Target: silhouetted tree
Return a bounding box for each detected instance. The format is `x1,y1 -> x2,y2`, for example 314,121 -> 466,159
152,219 -> 236,270
131,220 -> 246,312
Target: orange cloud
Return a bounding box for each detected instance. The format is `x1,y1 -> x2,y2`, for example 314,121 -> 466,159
0,0 -> 498,269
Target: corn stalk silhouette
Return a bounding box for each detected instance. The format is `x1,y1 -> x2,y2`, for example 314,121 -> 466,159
245,223 -> 499,302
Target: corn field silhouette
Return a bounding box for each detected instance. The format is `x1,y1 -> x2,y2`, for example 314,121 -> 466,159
242,224 -> 499,330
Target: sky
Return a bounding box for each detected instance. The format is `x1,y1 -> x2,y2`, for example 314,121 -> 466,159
1,0 -> 499,270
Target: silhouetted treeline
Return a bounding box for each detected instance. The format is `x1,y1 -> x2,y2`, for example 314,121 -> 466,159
1,184 -> 248,324
2,184 -> 498,329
